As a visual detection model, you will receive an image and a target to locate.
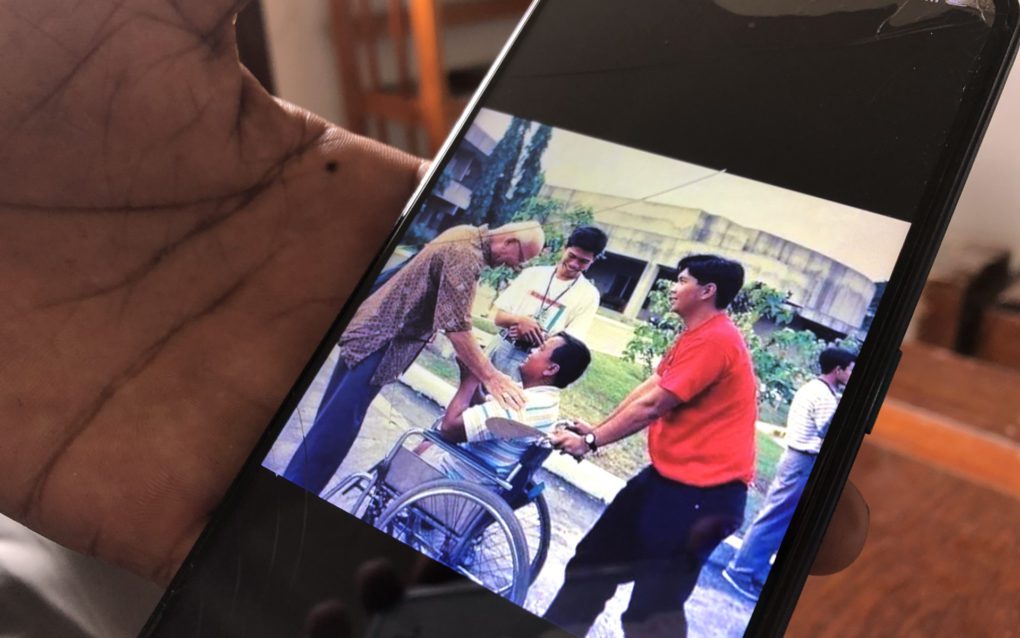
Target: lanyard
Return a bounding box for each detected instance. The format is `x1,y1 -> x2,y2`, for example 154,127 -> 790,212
535,269 -> 578,326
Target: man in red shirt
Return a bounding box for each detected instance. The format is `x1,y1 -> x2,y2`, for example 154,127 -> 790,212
546,254 -> 757,637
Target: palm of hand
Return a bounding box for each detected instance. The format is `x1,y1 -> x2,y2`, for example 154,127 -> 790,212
0,0 -> 420,584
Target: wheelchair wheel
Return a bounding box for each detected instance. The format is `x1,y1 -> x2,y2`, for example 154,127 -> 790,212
513,492 -> 551,582
376,479 -> 531,604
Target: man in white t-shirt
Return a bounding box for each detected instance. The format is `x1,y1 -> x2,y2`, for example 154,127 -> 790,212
487,225 -> 607,382
722,347 -> 857,601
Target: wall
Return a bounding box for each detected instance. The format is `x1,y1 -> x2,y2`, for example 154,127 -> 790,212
944,62 -> 1020,262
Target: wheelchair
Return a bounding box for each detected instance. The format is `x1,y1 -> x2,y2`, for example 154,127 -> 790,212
322,421 -> 559,604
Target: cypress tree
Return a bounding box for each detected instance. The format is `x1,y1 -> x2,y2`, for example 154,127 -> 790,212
465,117 -> 529,226
505,123 -> 552,217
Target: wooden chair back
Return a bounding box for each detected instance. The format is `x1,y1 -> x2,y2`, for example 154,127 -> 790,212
330,0 -> 529,154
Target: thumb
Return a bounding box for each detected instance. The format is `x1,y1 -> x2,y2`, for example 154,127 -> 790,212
416,160 -> 432,184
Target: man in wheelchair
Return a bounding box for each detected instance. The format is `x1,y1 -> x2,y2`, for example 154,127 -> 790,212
434,332 -> 592,479
333,333 -> 593,603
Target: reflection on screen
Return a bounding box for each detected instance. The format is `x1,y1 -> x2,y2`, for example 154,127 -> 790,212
263,107 -> 909,637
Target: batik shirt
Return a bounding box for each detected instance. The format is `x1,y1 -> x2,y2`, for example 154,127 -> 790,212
338,225 -> 489,386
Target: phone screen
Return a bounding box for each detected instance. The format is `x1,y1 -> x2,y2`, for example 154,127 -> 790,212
145,1 -> 1014,637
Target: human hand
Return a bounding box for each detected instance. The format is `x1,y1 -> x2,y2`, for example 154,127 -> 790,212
513,316 -> 546,345
565,419 -> 594,436
550,429 -> 590,460
485,372 -> 527,411
0,0 -> 423,585
302,485 -> 867,638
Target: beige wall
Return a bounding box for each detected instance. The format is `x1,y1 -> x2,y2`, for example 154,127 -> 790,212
945,63 -> 1020,262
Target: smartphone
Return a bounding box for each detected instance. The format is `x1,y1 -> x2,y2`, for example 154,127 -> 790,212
141,1 -> 1019,636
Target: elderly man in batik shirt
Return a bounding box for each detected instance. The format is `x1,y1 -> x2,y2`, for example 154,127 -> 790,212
283,222 -> 545,495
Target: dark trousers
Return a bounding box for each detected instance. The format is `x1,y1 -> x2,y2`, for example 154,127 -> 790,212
544,466 -> 746,636
282,350 -> 385,495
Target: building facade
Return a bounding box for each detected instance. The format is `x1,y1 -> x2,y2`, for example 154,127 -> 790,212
543,185 -> 877,338
412,124 -> 496,237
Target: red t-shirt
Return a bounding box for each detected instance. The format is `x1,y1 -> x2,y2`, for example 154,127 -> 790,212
649,313 -> 758,486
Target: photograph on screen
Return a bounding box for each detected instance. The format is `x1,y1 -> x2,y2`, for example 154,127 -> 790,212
263,107 -> 909,637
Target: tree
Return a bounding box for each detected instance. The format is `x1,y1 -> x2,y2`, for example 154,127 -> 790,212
622,279 -> 683,374
505,124 -> 552,216
466,117 -> 529,226
479,196 -> 595,313
622,279 -> 859,422
513,196 -> 595,268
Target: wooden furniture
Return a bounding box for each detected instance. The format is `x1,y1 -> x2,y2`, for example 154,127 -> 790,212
788,438 -> 1020,637
330,0 -> 529,154
976,279 -> 1020,370
913,244 -> 1011,353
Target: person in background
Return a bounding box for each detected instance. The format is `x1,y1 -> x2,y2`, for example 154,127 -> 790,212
722,347 -> 857,600
282,222 -> 545,496
545,254 -> 757,637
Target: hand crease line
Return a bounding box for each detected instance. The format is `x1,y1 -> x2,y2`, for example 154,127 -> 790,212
20,251 -> 278,526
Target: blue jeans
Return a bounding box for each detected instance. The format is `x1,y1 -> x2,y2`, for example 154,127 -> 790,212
726,447 -> 817,590
282,349 -> 385,496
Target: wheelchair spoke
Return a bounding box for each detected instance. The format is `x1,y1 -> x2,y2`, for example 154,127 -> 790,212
376,480 -> 531,604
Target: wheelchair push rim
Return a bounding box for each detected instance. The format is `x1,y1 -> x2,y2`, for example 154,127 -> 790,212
375,479 -> 531,604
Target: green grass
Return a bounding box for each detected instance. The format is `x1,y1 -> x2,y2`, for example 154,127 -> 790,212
560,353 -> 650,478
472,316 -> 498,335
414,345 -> 788,492
739,431 -> 786,533
758,402 -> 789,427
559,352 -> 645,425
753,430 -> 783,492
414,348 -> 460,386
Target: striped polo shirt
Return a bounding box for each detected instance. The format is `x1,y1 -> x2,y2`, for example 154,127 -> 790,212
785,378 -> 840,454
443,386 -> 561,478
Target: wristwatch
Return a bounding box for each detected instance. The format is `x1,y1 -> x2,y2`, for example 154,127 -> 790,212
583,432 -> 598,452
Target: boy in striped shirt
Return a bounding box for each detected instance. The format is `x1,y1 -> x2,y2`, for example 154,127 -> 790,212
438,333 -> 592,478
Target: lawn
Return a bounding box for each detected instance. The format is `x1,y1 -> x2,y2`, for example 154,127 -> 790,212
559,353 -> 649,478
414,348 -> 461,386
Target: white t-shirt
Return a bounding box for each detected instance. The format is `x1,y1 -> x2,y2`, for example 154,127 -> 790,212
785,378 -> 840,454
494,265 -> 600,339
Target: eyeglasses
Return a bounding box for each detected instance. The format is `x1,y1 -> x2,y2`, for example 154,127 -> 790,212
513,240 -> 527,271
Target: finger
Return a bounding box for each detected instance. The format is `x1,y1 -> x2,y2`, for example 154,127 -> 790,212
507,386 -> 527,410
491,391 -> 512,411
410,555 -> 463,586
416,160 -> 431,183
810,480 -> 869,575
